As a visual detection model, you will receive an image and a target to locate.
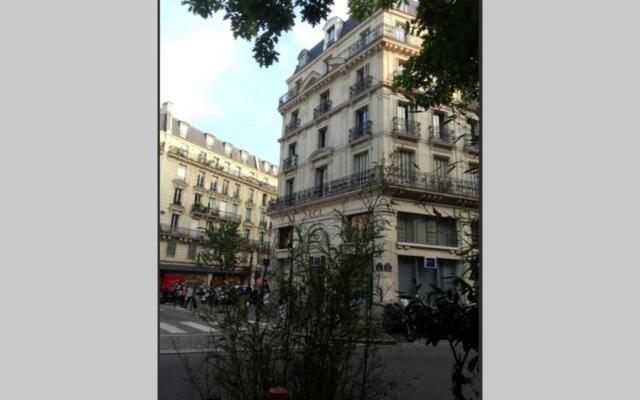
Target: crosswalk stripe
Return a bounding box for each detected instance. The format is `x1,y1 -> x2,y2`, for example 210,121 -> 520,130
180,321 -> 217,332
160,322 -> 187,334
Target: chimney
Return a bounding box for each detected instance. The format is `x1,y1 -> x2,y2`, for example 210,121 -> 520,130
161,101 -> 173,114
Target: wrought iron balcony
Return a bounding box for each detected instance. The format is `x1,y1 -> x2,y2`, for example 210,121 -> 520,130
392,117 -> 421,138
191,204 -> 241,222
350,76 -> 373,98
278,87 -> 299,108
269,166 -> 478,211
168,146 -> 188,158
349,121 -> 372,143
428,126 -> 455,147
313,100 -> 332,119
284,118 -> 301,135
160,224 -> 204,240
464,135 -> 480,153
282,154 -> 299,170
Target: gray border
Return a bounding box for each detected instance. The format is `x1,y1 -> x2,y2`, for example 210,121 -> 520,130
0,0 -> 158,398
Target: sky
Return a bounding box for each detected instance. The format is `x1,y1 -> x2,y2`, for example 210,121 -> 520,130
160,0 -> 350,163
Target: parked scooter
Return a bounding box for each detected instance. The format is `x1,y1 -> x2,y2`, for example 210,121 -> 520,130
384,285 -> 432,342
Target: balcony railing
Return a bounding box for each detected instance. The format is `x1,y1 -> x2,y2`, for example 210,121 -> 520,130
428,126 -> 455,146
350,76 -> 373,98
269,166 -> 478,211
278,87 -> 299,108
464,136 -> 480,153
160,224 -> 204,239
282,154 -> 299,170
392,117 -> 421,137
284,118 -> 301,135
313,100 -> 332,119
349,121 -> 372,143
191,204 -> 241,222
168,146 -> 188,158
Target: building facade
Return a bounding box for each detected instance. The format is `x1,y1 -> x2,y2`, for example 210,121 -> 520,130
160,102 -> 278,289
267,3 -> 480,304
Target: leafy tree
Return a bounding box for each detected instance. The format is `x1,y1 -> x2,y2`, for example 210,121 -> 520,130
198,220 -> 248,280
181,0 -> 479,109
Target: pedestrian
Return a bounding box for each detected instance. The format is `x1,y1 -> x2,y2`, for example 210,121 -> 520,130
245,284 -> 253,305
184,285 -> 197,310
173,283 -> 184,308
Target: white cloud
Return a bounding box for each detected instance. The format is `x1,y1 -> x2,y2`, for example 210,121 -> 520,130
160,17 -> 239,121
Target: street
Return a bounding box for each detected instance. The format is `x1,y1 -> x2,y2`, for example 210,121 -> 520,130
159,304 -> 459,400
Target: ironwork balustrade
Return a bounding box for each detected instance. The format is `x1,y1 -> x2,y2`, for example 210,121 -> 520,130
160,224 -> 204,239
350,76 -> 372,97
392,117 -> 421,136
349,121 -> 372,142
269,167 -> 478,211
191,204 -> 241,222
313,100 -> 332,119
283,154 -> 298,170
284,118 -> 301,135
428,126 -> 455,145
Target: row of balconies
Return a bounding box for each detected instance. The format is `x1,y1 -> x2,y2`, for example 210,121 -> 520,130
160,223 -> 271,252
166,145 -> 277,193
269,166 -> 479,212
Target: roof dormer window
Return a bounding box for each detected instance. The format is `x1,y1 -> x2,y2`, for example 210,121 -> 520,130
205,134 -> 214,147
297,50 -> 309,69
179,121 -> 188,138
327,26 -> 335,46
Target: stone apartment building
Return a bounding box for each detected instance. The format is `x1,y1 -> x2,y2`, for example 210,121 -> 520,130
159,102 -> 278,289
267,2 -> 480,304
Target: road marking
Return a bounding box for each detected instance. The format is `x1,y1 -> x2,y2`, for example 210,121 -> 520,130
160,322 -> 187,334
180,321 -> 217,333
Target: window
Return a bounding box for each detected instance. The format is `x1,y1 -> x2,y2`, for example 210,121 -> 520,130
246,208 -> 253,221
470,220 -> 479,248
222,180 -> 229,195
179,122 -> 188,138
315,166 -> 327,196
395,151 -> 415,183
353,152 -> 369,174
285,179 -> 294,196
397,101 -> 410,122
210,176 -> 218,192
208,197 -> 216,209
318,127 -> 327,148
356,64 -> 369,83
234,183 -> 241,198
353,152 -> 369,185
232,203 -> 239,216
198,152 -> 207,164
194,193 -> 203,205
236,166 -> 241,177
432,112 -> 445,138
187,243 -> 197,260
288,142 -> 297,157
327,26 -> 335,45
397,212 -> 458,247
170,213 -> 180,229
262,193 -> 268,206
173,188 -> 183,205
166,240 -> 177,257
397,59 -> 405,74
244,229 -> 251,240
355,106 -> 369,135
248,189 -> 254,203
434,157 -> 450,177
395,21 -> 406,42
196,171 -> 205,187
468,119 -> 480,145
468,162 -> 479,187
259,232 -> 265,243
219,201 -> 227,213
176,164 -> 186,181
224,162 -> 231,173
320,90 -> 330,105
278,226 -> 293,249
